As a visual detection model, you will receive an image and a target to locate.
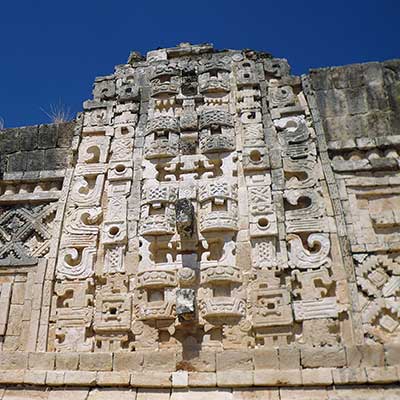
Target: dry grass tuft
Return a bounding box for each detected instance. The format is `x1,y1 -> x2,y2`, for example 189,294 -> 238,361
41,100 -> 71,124
0,117 -> 4,130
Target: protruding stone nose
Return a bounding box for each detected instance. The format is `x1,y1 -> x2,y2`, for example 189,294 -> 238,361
175,198 -> 195,239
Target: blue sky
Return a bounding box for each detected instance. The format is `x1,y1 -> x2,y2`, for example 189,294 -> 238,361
0,0 -> 399,128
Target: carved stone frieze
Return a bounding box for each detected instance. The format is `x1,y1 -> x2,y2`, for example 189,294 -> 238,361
3,44 -> 396,366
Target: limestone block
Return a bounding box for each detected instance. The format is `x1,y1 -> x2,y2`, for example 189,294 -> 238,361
179,351 -> 216,372
278,347 -> 300,369
172,371 -> 188,388
170,388 -> 233,400
29,352 -> 55,370
56,353 -> 79,370
114,352 -> 144,371
143,351 -> 176,372
37,125 -> 58,151
136,389 -> 170,400
301,368 -> 333,385
0,352 -> 28,369
216,350 -> 253,371
48,389 -> 91,400
24,370 -> 47,385
346,344 -> 384,367
253,369 -> 302,386
46,371 -> 65,386
253,349 -> 279,369
131,372 -> 172,388
301,346 -> 346,368
3,389 -> 48,400
280,387 -> 328,400
87,388 -> 137,400
384,343 -> 400,366
331,367 -> 367,384
0,370 -> 24,384
232,388 -> 280,400
216,370 -> 253,387
97,371 -> 130,386
365,366 -> 399,383
188,372 -> 217,387
64,371 -> 97,386
79,353 -> 113,371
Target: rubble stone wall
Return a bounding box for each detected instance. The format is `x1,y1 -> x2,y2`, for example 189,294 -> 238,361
0,43 -> 399,399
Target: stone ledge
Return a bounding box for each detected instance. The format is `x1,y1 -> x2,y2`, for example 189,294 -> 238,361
0,367 -> 397,387
0,345 -> 399,375
327,134 -> 400,151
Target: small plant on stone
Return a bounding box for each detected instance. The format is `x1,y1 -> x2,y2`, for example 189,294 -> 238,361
41,99 -> 71,124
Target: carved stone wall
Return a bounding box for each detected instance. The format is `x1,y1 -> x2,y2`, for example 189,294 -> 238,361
0,43 -> 399,399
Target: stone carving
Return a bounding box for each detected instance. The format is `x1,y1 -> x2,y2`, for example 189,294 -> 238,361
198,182 -> 238,232
147,116 -> 179,135
288,233 -> 331,270
70,175 -> 105,207
144,132 -> 179,159
248,183 -> 277,237
104,245 -> 125,273
78,136 -> 110,164
0,203 -> 57,266
180,99 -> 198,131
93,274 -> 132,350
198,59 -> 231,94
269,85 -> 296,108
55,280 -> 94,351
57,246 -> 97,279
199,109 -> 233,129
139,186 -> 177,235
355,254 -> 400,343
284,189 -> 325,232
4,44 -> 396,375
293,297 -> 338,321
93,77 -> 116,100
250,280 -> 293,328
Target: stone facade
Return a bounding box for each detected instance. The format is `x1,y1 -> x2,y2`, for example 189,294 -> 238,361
0,43 -> 399,399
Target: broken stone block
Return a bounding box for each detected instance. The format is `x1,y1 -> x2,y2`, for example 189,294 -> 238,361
176,288 -> 195,321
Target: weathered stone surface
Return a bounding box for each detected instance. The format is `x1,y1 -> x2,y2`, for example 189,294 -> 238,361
188,372 -> 217,387
301,368 -> 333,385
0,352 -> 28,369
79,353 -> 113,371
301,347 -> 346,368
253,349 -> 279,370
114,353 -> 144,371
29,352 -> 55,370
64,371 -> 97,386
346,345 -> 385,367
48,389 -> 90,400
97,371 -> 130,386
142,351 -> 176,372
131,372 -> 172,388
216,351 -> 253,371
56,353 -> 79,370
310,60 -> 400,141
87,388 -> 136,400
254,369 -> 302,386
216,370 -> 253,387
